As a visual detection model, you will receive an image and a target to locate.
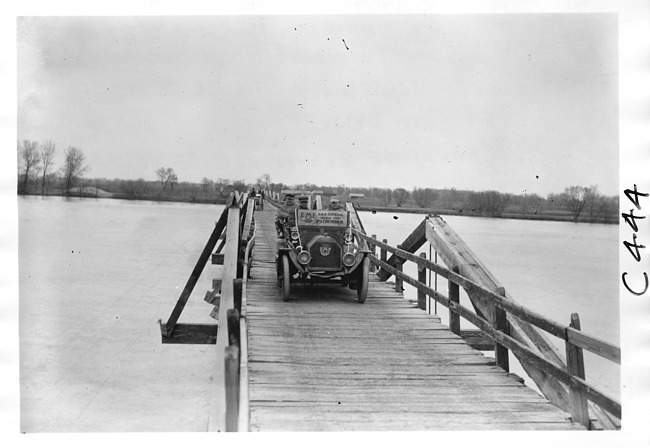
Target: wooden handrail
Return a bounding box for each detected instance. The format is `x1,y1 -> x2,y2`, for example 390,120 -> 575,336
372,254 -> 621,419
353,229 -> 621,365
208,205 -> 242,432
237,213 -> 256,432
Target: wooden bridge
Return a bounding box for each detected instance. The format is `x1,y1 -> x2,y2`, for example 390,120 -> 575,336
158,191 -> 621,431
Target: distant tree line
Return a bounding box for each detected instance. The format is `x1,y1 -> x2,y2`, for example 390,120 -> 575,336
85,173 -> 274,204
277,183 -> 618,224
17,139 -> 618,223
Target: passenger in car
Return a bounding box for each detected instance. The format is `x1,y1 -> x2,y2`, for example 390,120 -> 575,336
328,197 -> 342,210
298,195 -> 310,209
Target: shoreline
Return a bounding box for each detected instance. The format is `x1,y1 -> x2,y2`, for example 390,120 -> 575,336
19,191 -> 617,225
352,204 -> 616,224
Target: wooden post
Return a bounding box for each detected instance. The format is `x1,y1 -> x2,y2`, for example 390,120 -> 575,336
370,234 -> 377,273
224,346 -> 240,432
494,288 -> 509,372
227,308 -> 240,348
233,279 -> 243,315
566,313 -> 589,428
380,239 -> 388,281
417,252 -> 427,310
448,266 -> 460,335
237,246 -> 245,278
395,244 -> 403,292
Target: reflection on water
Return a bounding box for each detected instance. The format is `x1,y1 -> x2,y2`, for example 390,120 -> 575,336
360,211 -> 620,399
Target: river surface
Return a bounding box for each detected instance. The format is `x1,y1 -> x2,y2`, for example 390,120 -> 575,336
18,196 -> 620,430
19,196 -> 224,431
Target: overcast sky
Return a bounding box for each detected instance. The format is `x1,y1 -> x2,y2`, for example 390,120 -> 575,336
17,14 -> 618,196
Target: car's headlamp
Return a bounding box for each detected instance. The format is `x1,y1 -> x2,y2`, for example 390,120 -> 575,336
342,252 -> 356,267
298,250 -> 311,265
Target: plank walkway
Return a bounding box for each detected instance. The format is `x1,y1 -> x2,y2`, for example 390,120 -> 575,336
244,207 -> 582,431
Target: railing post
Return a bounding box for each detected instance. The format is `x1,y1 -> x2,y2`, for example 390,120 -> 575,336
566,313 -> 589,428
227,308 -> 241,348
417,252 -> 427,310
233,279 -> 243,315
395,244 -> 404,292
237,244 -> 245,278
448,266 -> 460,335
224,346 -> 240,432
380,239 -> 388,281
369,234 -> 377,273
494,287 -> 509,372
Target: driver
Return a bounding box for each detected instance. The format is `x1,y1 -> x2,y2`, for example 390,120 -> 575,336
276,193 -> 297,230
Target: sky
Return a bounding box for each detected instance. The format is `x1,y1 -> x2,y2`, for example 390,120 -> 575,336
16,13 -> 619,197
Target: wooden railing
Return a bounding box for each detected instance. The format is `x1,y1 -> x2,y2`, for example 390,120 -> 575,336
352,217 -> 621,430
158,190 -> 254,432
210,191 -> 256,432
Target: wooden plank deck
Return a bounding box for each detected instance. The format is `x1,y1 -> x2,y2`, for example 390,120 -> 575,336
244,208 -> 583,431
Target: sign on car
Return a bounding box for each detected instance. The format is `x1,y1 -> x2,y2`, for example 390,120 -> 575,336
297,210 -> 348,227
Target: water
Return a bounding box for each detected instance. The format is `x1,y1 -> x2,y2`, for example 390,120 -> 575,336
19,196 -> 226,431
359,210 -> 620,400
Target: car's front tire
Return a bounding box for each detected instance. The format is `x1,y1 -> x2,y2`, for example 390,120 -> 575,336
357,257 -> 369,303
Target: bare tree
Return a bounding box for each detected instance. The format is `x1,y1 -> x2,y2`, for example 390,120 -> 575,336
19,140 -> 41,194
585,185 -> 607,223
155,167 -> 176,192
561,185 -> 592,222
412,187 -> 438,208
201,177 -> 213,196
214,178 -> 230,197
231,179 -> 247,193
466,191 -> 511,216
467,191 -> 486,214
257,173 -> 271,192
393,188 -> 410,207
62,146 -> 89,195
38,140 -> 57,195
134,178 -> 147,198
378,188 -> 392,206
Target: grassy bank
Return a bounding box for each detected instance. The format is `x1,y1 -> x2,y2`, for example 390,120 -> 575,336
21,188 -> 232,205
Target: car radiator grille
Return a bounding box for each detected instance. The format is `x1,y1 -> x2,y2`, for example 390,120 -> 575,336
309,241 -> 342,271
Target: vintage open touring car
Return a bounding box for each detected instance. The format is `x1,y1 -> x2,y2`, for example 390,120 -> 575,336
276,204 -> 370,303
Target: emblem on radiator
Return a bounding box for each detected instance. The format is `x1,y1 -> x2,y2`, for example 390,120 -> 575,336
319,245 -> 332,257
